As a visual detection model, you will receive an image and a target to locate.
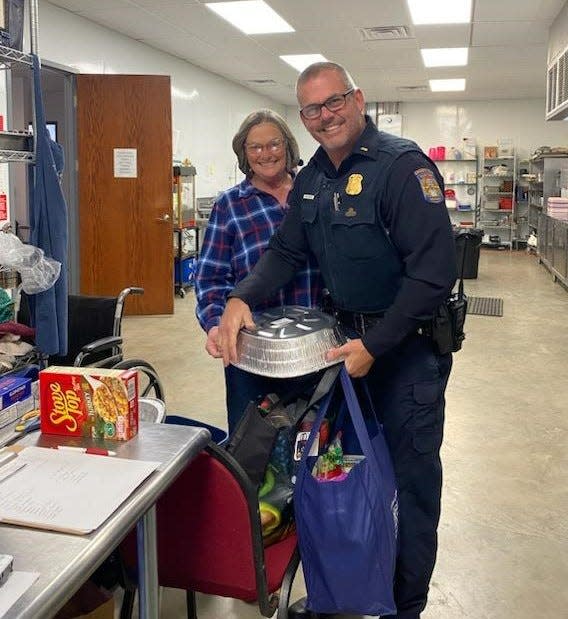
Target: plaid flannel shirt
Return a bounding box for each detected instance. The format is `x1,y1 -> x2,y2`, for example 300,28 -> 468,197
195,178 -> 322,332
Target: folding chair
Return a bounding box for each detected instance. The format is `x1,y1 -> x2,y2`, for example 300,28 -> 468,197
120,441 -> 300,619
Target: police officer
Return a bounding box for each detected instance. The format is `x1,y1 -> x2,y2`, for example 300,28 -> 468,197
218,62 -> 457,619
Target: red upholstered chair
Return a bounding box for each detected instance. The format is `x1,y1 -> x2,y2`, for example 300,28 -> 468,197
120,441 -> 300,619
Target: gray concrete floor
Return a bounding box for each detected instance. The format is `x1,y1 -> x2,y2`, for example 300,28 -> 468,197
120,249 -> 568,618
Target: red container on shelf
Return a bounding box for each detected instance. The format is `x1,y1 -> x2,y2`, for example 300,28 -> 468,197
436,146 -> 446,160
499,197 -> 513,210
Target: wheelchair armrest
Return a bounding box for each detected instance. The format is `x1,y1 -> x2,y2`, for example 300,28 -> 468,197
74,336 -> 123,367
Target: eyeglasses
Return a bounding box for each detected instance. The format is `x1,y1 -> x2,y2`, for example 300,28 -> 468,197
300,89 -> 355,120
245,138 -> 285,155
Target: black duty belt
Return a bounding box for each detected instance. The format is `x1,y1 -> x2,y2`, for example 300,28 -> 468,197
334,309 -> 385,335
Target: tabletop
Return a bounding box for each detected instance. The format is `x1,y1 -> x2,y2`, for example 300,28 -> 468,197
0,422 -> 210,619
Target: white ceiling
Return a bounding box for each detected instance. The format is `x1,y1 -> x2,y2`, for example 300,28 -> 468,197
46,0 -> 566,106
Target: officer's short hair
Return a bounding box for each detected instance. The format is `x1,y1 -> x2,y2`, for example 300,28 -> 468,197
232,109 -> 301,177
296,62 -> 357,97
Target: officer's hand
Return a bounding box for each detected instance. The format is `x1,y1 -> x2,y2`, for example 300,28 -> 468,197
205,326 -> 222,358
326,339 -> 375,377
218,298 -> 256,366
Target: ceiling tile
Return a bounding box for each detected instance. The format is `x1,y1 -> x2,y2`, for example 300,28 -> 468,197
472,21 -> 549,46
474,0 -> 565,21
44,0 -> 559,105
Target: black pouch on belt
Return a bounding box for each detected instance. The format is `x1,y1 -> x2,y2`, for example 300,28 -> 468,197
429,241 -> 468,354
430,292 -> 467,354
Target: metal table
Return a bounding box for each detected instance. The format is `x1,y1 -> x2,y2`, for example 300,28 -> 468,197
0,422 -> 210,619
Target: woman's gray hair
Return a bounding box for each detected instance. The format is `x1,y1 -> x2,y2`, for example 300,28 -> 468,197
232,109 -> 301,177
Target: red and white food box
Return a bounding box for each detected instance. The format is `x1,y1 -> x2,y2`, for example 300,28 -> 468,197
39,366 -> 139,440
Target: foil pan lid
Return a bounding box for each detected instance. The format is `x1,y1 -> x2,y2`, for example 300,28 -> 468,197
234,305 -> 345,378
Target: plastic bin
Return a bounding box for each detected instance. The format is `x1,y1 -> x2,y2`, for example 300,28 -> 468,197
165,414 -> 228,446
454,228 -> 483,279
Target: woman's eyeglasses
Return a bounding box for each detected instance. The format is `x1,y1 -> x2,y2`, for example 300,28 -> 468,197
245,138 -> 285,155
300,89 -> 355,120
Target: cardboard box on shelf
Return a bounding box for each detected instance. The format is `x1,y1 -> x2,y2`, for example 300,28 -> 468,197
484,146 -> 498,159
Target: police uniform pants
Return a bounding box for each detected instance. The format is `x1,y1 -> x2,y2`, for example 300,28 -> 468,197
365,332 -> 452,618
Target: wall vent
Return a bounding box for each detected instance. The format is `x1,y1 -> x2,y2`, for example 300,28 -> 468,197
358,25 -> 412,41
245,79 -> 277,85
397,85 -> 428,92
546,44 -> 568,119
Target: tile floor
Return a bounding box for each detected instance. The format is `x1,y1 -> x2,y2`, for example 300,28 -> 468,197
120,248 -> 568,618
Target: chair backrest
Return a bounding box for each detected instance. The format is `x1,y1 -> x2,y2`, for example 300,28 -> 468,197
120,442 -> 296,612
157,444 -> 260,598
18,287 -> 143,368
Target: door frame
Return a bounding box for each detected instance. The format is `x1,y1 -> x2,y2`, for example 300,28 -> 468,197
7,60 -> 80,292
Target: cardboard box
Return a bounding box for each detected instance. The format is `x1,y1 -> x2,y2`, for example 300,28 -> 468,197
0,376 -> 32,411
484,146 -> 498,159
39,367 -> 138,440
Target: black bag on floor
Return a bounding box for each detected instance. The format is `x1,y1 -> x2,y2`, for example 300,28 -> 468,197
225,366 -> 340,487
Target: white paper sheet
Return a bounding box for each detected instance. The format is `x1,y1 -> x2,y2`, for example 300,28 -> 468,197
0,446 -> 159,534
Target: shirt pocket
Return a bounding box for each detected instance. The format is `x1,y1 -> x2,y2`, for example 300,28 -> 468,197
330,197 -> 382,260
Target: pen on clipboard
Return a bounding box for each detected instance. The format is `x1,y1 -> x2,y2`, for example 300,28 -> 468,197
56,446 -> 117,457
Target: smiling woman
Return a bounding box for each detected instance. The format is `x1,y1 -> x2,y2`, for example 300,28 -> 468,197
194,109 -> 323,432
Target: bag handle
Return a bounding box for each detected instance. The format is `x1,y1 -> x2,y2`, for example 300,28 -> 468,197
334,376 -> 380,435
286,364 -> 342,427
299,366 -> 380,481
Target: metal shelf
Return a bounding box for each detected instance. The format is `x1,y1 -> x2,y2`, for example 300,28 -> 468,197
0,44 -> 33,67
0,149 -> 35,163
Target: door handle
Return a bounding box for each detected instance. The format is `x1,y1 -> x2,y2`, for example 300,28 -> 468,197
156,213 -> 171,223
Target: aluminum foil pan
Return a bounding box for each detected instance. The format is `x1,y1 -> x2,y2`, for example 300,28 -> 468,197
234,305 -> 345,378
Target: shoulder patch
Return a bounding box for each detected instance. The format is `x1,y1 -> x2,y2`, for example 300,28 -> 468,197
413,168 -> 443,203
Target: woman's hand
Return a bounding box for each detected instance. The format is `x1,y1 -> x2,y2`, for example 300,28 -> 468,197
205,326 -> 222,358
218,298 -> 256,366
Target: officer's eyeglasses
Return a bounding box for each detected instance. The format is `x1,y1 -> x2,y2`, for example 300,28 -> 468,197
245,138 -> 285,155
300,89 -> 355,120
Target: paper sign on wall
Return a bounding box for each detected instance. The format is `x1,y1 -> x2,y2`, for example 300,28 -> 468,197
113,148 -> 137,178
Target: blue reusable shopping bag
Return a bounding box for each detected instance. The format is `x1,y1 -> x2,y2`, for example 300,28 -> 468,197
294,366 -> 398,616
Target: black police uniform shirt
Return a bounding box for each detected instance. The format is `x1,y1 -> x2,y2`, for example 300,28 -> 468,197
230,117 -> 457,359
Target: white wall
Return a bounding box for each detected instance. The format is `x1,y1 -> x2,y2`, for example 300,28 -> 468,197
285,98 -> 568,168
400,99 -> 568,161
37,1 -> 286,198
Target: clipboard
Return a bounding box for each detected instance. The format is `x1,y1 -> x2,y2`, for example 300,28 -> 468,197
0,446 -> 159,534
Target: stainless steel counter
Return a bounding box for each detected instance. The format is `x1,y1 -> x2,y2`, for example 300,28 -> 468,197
0,423 -> 210,619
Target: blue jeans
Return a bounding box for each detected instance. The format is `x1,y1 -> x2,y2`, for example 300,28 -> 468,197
224,365 -> 320,435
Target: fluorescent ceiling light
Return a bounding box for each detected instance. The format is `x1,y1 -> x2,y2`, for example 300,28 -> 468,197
205,1 -> 294,35
429,78 -> 466,92
407,0 -> 471,25
280,54 -> 327,72
421,47 -> 468,67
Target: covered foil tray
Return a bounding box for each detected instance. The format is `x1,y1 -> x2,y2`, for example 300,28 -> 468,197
234,305 -> 345,378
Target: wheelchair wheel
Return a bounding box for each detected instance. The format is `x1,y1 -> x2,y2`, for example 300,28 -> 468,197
112,359 -> 164,401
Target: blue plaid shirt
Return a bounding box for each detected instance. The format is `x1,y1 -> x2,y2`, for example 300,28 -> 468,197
195,178 -> 322,332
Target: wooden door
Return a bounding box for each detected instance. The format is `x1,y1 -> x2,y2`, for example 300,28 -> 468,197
76,74 -> 173,315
